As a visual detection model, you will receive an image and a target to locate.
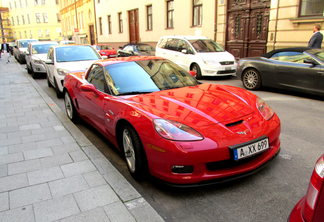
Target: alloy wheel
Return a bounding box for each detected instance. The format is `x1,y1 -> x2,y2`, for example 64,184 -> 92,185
123,129 -> 136,173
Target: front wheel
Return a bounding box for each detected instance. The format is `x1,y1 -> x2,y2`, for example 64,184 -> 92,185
191,64 -> 202,80
122,125 -> 147,180
242,68 -> 262,90
64,91 -> 78,122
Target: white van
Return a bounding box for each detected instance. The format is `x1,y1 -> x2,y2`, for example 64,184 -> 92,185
155,36 -> 236,79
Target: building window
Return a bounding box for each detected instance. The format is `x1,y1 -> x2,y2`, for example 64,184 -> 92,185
43,13 -> 48,23
24,31 -> 27,38
299,0 -> 324,17
19,0 -> 22,8
29,30 -> 32,38
146,5 -> 152,31
25,0 -> 28,7
99,17 -> 102,35
35,13 -> 41,23
45,30 -> 50,37
192,0 -> 202,26
34,0 -> 39,5
27,14 -> 30,24
107,15 -> 112,34
118,12 -> 123,33
56,0 -> 59,4
16,16 -> 20,25
57,13 -> 61,22
22,15 -> 25,25
11,17 -> 15,26
9,2 -> 12,9
166,0 -> 174,29
38,29 -> 42,38
41,0 -> 45,5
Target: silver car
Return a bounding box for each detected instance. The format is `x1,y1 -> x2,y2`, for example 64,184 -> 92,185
26,41 -> 58,78
13,39 -> 38,64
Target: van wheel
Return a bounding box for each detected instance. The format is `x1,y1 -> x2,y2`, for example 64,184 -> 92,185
191,64 -> 202,80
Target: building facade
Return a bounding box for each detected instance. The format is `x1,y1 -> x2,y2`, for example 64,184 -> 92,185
0,6 -> 13,42
95,0 -> 324,57
59,0 -> 96,44
2,0 -> 62,41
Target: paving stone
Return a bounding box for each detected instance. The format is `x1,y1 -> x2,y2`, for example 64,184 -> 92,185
7,130 -> 32,140
125,198 -> 164,222
49,175 -> 89,197
60,207 -> 110,222
8,142 -> 37,154
61,160 -> 96,177
40,153 -> 73,168
21,134 -> 46,143
82,145 -> 106,160
104,201 -> 135,222
74,185 -> 119,212
0,153 -> 24,165
0,173 -> 28,193
19,123 -> 41,130
8,159 -> 41,175
34,194 -> 80,222
0,165 -> 8,178
0,137 -> 22,146
32,127 -> 55,135
27,166 -> 64,185
0,192 -> 9,212
52,143 -> 80,155
0,205 -> 35,222
92,157 -> 116,175
103,170 -> 141,202
23,147 -> 53,160
69,150 -> 88,162
0,147 -> 8,155
9,183 -> 52,209
61,136 -> 76,144
83,171 -> 107,187
53,125 -> 65,131
36,138 -> 63,149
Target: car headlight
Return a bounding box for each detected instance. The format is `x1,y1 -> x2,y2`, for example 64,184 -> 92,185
203,58 -> 219,65
56,68 -> 69,76
256,97 -> 274,120
153,119 -> 203,141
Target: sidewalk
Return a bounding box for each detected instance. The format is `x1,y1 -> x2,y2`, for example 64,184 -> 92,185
0,57 -> 164,221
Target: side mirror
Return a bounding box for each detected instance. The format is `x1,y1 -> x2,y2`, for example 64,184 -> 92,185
304,58 -> 318,66
44,59 -> 54,65
189,70 -> 196,77
181,49 -> 188,54
80,84 -> 97,94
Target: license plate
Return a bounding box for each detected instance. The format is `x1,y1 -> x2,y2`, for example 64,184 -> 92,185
231,137 -> 269,160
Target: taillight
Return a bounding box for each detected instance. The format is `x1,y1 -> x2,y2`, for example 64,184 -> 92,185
302,155 -> 324,222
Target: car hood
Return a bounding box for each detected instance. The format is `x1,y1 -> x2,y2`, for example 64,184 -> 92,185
122,83 -> 255,127
32,54 -> 47,61
197,51 -> 235,62
56,60 -> 98,71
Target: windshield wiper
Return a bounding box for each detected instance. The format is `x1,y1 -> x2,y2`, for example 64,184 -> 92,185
117,91 -> 154,96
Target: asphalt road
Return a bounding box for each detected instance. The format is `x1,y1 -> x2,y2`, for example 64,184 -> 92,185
26,65 -> 324,222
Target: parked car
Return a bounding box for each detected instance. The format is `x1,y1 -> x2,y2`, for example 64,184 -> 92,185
92,44 -> 117,58
63,56 -> 281,185
25,41 -> 58,78
289,154 -> 324,222
155,36 -> 237,79
237,47 -> 324,96
59,40 -> 75,45
117,43 -> 155,57
44,45 -> 103,98
13,39 -> 38,64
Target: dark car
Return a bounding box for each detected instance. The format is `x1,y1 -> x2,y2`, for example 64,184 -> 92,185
237,47 -> 324,96
288,154 -> 323,222
117,43 -> 155,57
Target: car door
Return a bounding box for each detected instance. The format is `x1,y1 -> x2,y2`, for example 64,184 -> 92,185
45,47 -> 56,84
161,38 -> 179,64
174,39 -> 195,71
25,44 -> 32,68
273,52 -> 320,92
80,65 -> 108,132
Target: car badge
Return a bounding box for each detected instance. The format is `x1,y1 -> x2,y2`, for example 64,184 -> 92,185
236,130 -> 248,135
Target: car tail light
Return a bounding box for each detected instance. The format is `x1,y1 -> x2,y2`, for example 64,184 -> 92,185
302,155 -> 324,222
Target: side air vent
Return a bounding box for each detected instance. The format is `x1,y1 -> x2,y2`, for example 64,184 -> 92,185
225,120 -> 243,127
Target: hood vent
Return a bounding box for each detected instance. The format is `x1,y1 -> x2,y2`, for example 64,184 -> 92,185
225,120 -> 243,127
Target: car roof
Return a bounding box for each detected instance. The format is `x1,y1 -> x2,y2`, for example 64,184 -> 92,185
95,56 -> 165,67
29,41 -> 58,46
262,47 -> 311,58
159,35 -> 209,40
51,44 -> 92,49
16,39 -> 38,42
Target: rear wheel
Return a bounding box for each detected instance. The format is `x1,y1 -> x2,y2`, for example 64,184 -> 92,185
242,68 -> 262,90
121,125 -> 147,180
191,63 -> 202,80
27,64 -> 32,74
64,91 -> 78,122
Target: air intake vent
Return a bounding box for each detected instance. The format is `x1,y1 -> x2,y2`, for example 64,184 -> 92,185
220,61 -> 234,65
225,120 -> 243,127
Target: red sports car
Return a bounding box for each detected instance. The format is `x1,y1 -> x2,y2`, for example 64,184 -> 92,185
289,155 -> 324,222
63,56 -> 281,185
92,44 -> 117,58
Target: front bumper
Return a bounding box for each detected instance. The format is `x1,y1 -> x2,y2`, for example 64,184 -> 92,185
201,64 -> 237,76
31,61 -> 46,73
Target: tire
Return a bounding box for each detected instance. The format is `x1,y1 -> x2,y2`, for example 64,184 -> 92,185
30,65 -> 37,79
242,68 -> 262,90
54,78 -> 63,98
191,63 -> 202,80
27,64 -> 32,74
64,91 -> 78,122
121,125 -> 147,180
47,73 -> 52,88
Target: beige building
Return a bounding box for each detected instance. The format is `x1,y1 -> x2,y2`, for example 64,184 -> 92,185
94,0 -> 323,57
0,6 -> 13,42
1,0 -> 62,41
59,0 -> 96,44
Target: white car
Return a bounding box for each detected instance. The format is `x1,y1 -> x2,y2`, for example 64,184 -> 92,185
25,41 -> 58,78
13,39 -> 38,64
44,45 -> 103,98
155,36 -> 237,79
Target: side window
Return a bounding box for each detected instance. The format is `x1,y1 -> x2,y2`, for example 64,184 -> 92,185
158,38 -> 167,49
87,65 -> 106,92
177,40 -> 193,53
124,45 -> 133,52
47,48 -> 54,61
271,51 -> 309,63
165,39 -> 179,51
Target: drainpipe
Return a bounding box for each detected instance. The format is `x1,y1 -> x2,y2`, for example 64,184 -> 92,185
93,0 -> 98,44
273,0 -> 280,50
214,0 -> 218,42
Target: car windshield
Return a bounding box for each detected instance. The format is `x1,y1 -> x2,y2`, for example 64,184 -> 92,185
105,59 -> 199,95
32,44 -> 56,54
18,40 -> 37,48
55,46 -> 101,62
136,45 -> 155,52
189,39 -> 224,53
